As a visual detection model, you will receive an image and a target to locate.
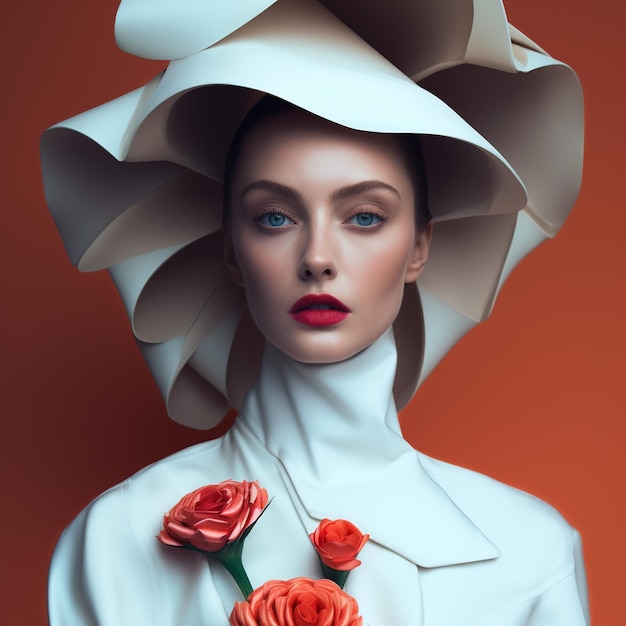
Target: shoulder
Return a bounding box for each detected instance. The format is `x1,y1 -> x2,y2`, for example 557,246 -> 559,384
418,452 -> 581,585
67,438 -> 229,536
54,423 -> 275,554
52,439 -> 222,547
416,453 -> 588,624
49,438 -> 239,625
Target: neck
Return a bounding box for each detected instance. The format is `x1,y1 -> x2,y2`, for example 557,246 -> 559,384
239,328 -> 413,487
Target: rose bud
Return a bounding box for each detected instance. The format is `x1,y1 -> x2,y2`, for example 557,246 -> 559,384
310,519 -> 369,572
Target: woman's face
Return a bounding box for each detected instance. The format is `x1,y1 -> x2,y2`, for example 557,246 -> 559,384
224,110 -> 431,364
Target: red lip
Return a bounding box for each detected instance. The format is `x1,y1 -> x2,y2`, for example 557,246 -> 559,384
289,294 -> 350,326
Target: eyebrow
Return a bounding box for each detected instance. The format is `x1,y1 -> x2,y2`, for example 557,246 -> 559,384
331,180 -> 400,202
240,179 -> 401,202
241,180 -> 301,201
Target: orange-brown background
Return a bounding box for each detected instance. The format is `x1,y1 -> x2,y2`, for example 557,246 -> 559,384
1,1 -> 623,623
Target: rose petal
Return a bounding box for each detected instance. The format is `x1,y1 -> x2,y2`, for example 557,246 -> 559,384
156,530 -> 185,547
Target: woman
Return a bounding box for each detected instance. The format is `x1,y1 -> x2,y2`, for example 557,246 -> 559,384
42,0 -> 587,623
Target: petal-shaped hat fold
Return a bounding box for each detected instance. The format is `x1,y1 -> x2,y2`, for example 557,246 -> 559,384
45,76 -> 161,159
109,233 -> 233,344
115,0 -> 278,60
138,333 -> 232,429
416,209 -> 548,389
419,213 -> 518,323
41,0 -> 583,428
419,47 -> 584,237
41,129 -> 183,268
109,244 -> 187,331
135,274 -> 245,428
323,0 -> 518,80
132,234 -> 230,343
82,172 -> 222,271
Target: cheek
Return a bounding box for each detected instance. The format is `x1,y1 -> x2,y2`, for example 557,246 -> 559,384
234,240 -> 288,315
233,234 -> 268,284
353,237 -> 415,304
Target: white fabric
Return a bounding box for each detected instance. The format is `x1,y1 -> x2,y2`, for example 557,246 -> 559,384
49,331 -> 588,625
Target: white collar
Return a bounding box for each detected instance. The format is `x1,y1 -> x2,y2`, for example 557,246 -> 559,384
238,329 -> 499,567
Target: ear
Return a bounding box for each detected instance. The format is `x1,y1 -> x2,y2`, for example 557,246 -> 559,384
404,223 -> 433,283
222,227 -> 245,286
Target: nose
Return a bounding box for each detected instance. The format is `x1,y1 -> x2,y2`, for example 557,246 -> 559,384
298,222 -> 337,281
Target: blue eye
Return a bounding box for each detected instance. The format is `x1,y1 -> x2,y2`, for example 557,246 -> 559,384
258,212 -> 294,227
349,212 -> 382,227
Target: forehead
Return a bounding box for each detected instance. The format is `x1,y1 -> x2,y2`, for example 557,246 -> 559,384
234,110 -> 409,179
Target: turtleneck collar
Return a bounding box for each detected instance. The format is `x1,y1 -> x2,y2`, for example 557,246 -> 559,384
240,328 -> 413,486
237,327 -> 499,567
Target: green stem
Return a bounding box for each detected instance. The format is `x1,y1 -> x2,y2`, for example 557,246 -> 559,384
321,561 -> 350,590
201,504 -> 271,600
214,553 -> 254,599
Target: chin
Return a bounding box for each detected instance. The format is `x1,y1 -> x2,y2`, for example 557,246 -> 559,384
270,334 -> 377,365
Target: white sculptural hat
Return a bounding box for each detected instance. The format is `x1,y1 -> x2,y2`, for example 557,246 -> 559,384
41,0 -> 583,428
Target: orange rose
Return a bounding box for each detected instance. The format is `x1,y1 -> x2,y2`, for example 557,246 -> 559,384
158,480 -> 268,552
229,577 -> 363,626
310,519 -> 369,572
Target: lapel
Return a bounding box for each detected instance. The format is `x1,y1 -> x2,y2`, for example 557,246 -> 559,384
232,419 -> 500,569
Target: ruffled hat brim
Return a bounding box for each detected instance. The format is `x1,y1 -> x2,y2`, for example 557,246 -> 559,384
41,0 -> 583,428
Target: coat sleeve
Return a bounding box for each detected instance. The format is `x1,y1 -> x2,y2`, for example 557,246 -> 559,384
48,483 -> 163,626
528,530 -> 590,625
